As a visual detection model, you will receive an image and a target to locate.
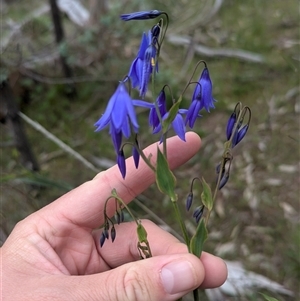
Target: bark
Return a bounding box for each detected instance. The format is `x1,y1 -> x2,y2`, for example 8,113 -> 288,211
49,0 -> 76,97
0,80 -> 39,171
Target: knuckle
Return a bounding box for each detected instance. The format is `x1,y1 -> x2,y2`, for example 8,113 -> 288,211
121,266 -> 153,301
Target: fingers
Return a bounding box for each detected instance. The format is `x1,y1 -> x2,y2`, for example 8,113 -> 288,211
56,253 -> 206,301
198,252 -> 227,289
45,132 -> 201,228
93,220 -> 227,289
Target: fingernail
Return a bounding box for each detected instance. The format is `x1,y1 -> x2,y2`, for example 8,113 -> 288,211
161,260 -> 196,294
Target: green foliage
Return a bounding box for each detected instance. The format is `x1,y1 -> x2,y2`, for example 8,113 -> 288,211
155,147 -> 177,202
1,167 -> 73,192
189,219 -> 208,257
200,177 -> 213,211
2,0 -> 299,296
259,293 -> 280,301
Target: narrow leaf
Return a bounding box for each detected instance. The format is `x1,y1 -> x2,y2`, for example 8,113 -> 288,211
259,293 -> 280,301
189,219 -> 208,257
201,177 -> 213,211
155,147 -> 177,201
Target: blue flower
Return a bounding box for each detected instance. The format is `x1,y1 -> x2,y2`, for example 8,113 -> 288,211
128,31 -> 158,98
133,95 -> 187,141
186,67 -> 216,128
154,109 -> 188,142
149,90 -> 167,130
132,89 -> 166,132
128,33 -> 148,89
226,108 -> 249,147
95,81 -> 139,153
120,10 -> 162,21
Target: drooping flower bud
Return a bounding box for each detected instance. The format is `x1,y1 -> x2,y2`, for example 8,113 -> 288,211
133,136 -> 140,169
226,111 -> 237,140
117,149 -> 126,179
193,205 -> 204,224
186,192 -> 194,211
218,172 -> 230,190
103,227 -> 109,240
111,226 -> 116,243
235,124 -> 249,146
120,10 -> 162,21
151,21 -> 161,42
114,208 -> 125,225
100,232 -> 106,247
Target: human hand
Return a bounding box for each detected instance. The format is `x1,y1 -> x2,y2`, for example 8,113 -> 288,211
2,132 -> 227,301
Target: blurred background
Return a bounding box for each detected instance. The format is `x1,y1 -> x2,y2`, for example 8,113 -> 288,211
1,0 -> 299,300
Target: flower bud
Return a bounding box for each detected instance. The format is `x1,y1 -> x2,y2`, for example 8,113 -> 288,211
226,112 -> 236,140
117,150 -> 126,179
100,232 -> 106,247
111,226 -> 116,243
236,124 -> 249,145
193,205 -> 204,224
186,192 -> 193,211
103,227 -> 109,240
120,10 -> 162,21
219,172 -> 229,190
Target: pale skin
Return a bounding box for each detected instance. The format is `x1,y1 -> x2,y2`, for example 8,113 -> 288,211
1,132 -> 227,301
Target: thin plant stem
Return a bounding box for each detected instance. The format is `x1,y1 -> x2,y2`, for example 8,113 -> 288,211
171,200 -> 190,247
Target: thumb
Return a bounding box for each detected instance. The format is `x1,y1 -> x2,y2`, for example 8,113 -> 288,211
65,253 -> 205,301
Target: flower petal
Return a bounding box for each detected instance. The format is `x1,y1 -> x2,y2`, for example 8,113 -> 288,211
172,114 -> 186,141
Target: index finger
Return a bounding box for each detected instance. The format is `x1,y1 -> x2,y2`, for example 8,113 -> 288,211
43,132 -> 201,228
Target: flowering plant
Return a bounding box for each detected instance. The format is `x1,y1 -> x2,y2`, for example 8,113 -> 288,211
94,9 -> 251,300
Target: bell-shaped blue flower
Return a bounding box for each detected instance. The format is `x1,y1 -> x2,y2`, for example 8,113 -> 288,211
149,90 -> 167,130
94,81 -> 139,145
95,81 -> 139,178
133,98 -> 187,141
128,33 -> 148,89
153,109 -> 188,142
186,67 -> 216,128
132,89 -> 167,132
120,10 -> 162,21
128,31 -> 158,98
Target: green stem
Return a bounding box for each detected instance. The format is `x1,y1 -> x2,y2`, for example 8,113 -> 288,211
171,200 -> 190,247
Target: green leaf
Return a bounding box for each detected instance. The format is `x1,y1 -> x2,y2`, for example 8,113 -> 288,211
162,96 -> 182,134
137,221 -> 148,243
201,177 -> 213,211
155,147 -> 177,201
189,219 -> 208,257
259,293 -> 280,301
10,174 -> 73,191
